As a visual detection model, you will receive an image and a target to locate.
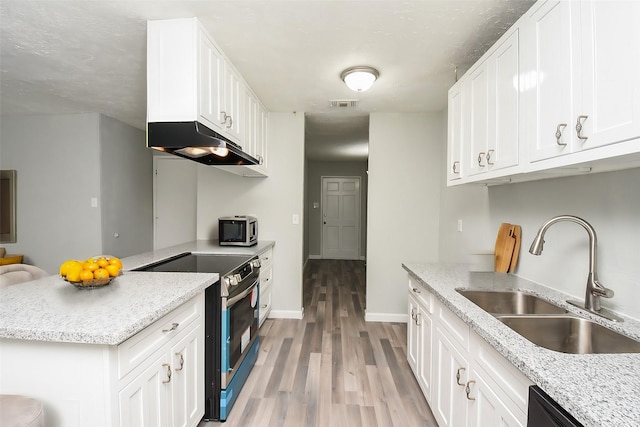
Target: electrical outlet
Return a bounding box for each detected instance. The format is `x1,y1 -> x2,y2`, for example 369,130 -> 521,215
293,214 -> 300,225
457,219 -> 463,232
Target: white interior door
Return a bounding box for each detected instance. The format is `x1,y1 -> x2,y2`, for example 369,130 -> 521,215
321,177 -> 360,260
154,156 -> 197,250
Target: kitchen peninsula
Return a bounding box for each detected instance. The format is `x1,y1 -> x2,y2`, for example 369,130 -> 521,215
0,240 -> 274,427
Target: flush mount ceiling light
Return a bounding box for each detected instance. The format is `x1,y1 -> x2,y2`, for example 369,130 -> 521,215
340,66 -> 379,92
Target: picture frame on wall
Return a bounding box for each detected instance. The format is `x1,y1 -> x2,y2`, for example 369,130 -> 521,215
0,170 -> 17,243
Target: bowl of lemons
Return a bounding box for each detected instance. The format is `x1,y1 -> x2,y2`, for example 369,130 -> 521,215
59,256 -> 123,289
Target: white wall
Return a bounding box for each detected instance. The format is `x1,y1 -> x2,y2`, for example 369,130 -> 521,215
304,160 -> 368,261
366,112 -> 443,321
0,113 -> 153,273
487,168 -> 640,320
196,112 -> 305,317
0,114 -> 103,273
99,115 -> 153,257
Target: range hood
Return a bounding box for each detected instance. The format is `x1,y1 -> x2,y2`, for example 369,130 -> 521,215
147,121 -> 260,166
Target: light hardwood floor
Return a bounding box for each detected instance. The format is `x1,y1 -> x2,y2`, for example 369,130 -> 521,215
200,259 -> 437,427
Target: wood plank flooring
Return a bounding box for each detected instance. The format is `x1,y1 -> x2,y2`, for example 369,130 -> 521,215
200,259 -> 437,427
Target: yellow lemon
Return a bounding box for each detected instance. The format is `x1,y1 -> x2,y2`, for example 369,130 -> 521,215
94,268 -> 110,280
80,270 -> 94,282
96,257 -> 109,268
66,264 -> 83,282
82,261 -> 99,272
59,260 -> 79,276
108,257 -> 122,269
105,265 -> 120,278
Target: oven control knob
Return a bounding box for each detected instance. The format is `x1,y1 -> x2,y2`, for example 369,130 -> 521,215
231,274 -> 242,285
251,259 -> 261,268
226,276 -> 238,287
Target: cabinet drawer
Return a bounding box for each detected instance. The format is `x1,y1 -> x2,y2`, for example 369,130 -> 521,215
259,247 -> 273,268
259,281 -> 272,326
260,264 -> 273,289
408,278 -> 433,313
117,295 -> 202,379
436,303 -> 470,352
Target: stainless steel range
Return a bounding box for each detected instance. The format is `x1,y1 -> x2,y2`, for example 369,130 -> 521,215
134,252 -> 261,421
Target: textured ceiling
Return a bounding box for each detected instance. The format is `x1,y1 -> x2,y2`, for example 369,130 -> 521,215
0,0 -> 535,161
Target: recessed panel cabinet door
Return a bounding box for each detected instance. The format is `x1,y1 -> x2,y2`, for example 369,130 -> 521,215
447,81 -> 464,181
466,60 -> 490,176
171,325 -> 203,427
467,367 -> 526,427
578,0 -> 640,150
525,0 -> 576,162
198,30 -> 225,133
119,353 -> 172,427
433,327 -> 469,427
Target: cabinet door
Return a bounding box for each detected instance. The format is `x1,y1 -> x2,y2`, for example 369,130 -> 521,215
433,327 -> 469,427
578,0 -> 640,151
467,367 -> 526,427
244,91 -> 258,157
119,353 -> 172,427
417,303 -> 433,403
466,60 -> 491,176
525,0 -> 576,161
491,29 -> 520,170
447,80 -> 464,181
171,325 -> 204,427
223,62 -> 243,142
407,294 -> 420,374
198,31 -> 225,133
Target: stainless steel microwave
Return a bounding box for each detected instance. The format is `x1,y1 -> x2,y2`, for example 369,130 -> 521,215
219,216 -> 258,246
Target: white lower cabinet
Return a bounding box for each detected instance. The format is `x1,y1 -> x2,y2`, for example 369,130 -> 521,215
258,247 -> 274,327
407,277 -> 532,427
119,298 -> 204,427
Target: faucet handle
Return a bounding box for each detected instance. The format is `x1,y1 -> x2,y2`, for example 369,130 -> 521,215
592,280 -> 614,298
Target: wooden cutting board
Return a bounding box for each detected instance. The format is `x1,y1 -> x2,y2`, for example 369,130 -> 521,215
494,223 -> 516,273
508,225 -> 522,273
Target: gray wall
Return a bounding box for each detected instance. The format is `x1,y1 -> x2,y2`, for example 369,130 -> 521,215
304,160 -> 368,262
366,112 -> 444,320
99,115 -> 153,257
0,113 -> 153,273
196,112 -> 305,318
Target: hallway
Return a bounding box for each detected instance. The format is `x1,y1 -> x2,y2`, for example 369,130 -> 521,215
202,259 -> 437,426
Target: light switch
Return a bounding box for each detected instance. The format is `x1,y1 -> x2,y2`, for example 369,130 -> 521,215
91,197 -> 98,208
292,214 -> 300,225
457,219 -> 463,232
313,202 -> 319,209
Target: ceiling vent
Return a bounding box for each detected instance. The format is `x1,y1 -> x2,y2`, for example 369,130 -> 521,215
329,99 -> 359,108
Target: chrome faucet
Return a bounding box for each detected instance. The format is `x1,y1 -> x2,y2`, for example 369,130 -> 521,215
529,215 -> 621,322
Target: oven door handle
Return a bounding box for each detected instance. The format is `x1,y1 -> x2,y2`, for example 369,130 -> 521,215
226,281 -> 258,307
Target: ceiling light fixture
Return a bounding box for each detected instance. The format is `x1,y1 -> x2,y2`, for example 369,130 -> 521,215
341,66 -> 379,92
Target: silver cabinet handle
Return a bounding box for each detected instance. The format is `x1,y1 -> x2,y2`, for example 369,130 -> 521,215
486,149 -> 495,165
220,111 -> 228,125
410,308 -> 417,321
260,304 -> 268,309
412,287 -> 421,294
465,380 -> 476,400
258,155 -> 264,165
226,115 -> 233,129
162,323 -> 179,333
456,367 -> 466,386
162,363 -> 172,384
415,312 -> 422,326
477,152 -> 486,167
452,161 -> 460,174
555,123 -> 568,146
576,115 -> 588,140
175,353 -> 184,372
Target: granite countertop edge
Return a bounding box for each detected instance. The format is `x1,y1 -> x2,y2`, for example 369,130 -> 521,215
402,262 -> 640,427
0,240 -> 275,346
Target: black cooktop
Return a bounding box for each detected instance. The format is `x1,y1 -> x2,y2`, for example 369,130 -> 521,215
134,253 -> 252,277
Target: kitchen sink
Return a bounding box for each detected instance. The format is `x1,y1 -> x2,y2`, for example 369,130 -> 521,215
497,315 -> 640,354
456,289 -> 568,315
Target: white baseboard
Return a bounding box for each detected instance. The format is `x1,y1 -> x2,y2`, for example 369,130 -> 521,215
359,256 -> 366,261
269,308 -> 304,320
365,311 -> 408,323
308,255 -> 321,260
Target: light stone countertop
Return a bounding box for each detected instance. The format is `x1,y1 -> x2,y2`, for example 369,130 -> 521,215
0,240 -> 275,346
402,262 -> 640,427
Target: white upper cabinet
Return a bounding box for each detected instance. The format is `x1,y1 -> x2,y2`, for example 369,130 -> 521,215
447,80 -> 464,182
197,29 -> 225,134
448,0 -> 640,186
223,62 -> 243,142
577,0 -> 640,151
524,0 -> 575,162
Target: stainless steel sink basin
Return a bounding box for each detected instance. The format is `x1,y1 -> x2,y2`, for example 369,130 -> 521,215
497,315 -> 640,354
456,289 -> 568,315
